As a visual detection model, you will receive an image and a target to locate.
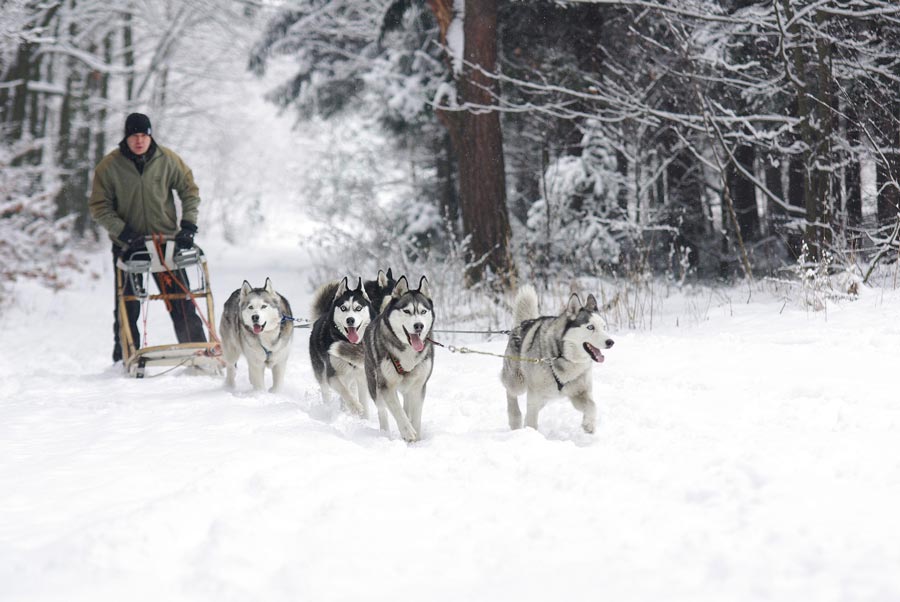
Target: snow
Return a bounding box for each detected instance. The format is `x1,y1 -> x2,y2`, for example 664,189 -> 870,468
2,235 -> 900,601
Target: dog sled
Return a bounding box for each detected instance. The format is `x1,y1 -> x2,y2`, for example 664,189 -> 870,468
115,235 -> 223,378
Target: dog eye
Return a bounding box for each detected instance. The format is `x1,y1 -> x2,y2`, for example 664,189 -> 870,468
587,324 -> 595,330
419,309 -> 427,315
354,305 -> 362,312
340,305 -> 347,312
402,309 -> 412,315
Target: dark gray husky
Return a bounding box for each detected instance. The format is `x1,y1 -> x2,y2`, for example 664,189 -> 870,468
332,275 -> 434,441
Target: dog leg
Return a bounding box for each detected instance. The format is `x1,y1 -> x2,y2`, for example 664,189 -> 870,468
382,388 -> 417,442
374,397 -> 390,432
330,376 -> 365,416
507,392 -> 523,430
405,389 -> 425,435
355,376 -> 370,419
248,362 -> 266,391
570,392 -> 597,434
525,392 -> 545,430
225,363 -> 237,389
270,361 -> 286,393
318,383 -> 332,404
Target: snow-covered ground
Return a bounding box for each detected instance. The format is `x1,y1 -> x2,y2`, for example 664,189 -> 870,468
1,234 -> 899,601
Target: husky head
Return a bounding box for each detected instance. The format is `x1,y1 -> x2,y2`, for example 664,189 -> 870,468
239,278 -> 283,335
364,268 -> 396,314
386,275 -> 434,353
561,293 -> 614,363
332,276 -> 373,344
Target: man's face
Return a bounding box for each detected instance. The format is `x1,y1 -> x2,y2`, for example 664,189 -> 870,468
126,133 -> 151,156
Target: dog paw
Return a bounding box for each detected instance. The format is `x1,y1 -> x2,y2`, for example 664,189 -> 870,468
401,426 -> 419,443
582,420 -> 595,434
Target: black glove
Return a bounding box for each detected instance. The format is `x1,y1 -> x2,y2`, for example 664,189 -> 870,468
175,220 -> 198,250
118,225 -> 145,258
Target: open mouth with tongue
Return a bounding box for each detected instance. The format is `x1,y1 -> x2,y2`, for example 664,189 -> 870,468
583,342 -> 605,363
345,325 -> 360,344
405,327 -> 426,352
252,322 -> 265,334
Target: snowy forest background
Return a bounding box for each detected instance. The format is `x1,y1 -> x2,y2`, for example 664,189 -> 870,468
3,0 -> 900,302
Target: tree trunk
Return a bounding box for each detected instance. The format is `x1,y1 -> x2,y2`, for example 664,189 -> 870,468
845,112 -> 862,229
728,144 -> 759,242
428,0 -> 515,288
876,101 -> 900,227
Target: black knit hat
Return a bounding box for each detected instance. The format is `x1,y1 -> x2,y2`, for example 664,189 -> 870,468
124,113 -> 152,137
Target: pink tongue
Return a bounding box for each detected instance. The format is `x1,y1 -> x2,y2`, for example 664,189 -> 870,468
409,333 -> 425,352
587,343 -> 604,363
346,326 -> 359,344
253,324 -> 264,334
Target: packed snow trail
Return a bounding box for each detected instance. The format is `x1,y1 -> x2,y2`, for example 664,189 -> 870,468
1,243 -> 899,601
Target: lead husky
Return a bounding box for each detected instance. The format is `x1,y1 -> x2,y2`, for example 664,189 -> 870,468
309,277 -> 374,415
332,275 -> 434,442
220,278 -> 294,392
500,285 -> 614,434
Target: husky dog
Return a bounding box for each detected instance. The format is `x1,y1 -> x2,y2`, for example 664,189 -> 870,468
363,268 -> 396,314
332,275 -> 434,442
500,285 -> 614,434
309,277 -> 375,415
220,278 -> 294,392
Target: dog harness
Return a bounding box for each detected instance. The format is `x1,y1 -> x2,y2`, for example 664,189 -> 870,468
244,323 -> 276,363
389,355 -> 408,375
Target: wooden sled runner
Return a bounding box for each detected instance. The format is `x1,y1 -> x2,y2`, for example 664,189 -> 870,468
115,236 -> 223,378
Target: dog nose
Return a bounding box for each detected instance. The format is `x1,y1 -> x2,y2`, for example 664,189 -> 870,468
347,316 -> 355,326
605,339 -> 615,348
413,322 -> 423,333
252,314 -> 260,323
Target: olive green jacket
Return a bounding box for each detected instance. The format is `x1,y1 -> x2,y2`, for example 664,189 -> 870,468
88,142 -> 201,246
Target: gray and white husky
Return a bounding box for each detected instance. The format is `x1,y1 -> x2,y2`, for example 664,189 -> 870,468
309,277 -> 374,416
220,278 -> 294,392
500,285 -> 614,434
332,275 -> 434,442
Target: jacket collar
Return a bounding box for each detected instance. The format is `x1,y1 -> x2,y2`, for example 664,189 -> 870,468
118,138 -> 158,172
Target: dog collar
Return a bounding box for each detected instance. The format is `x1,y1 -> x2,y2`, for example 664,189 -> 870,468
389,355 -> 408,375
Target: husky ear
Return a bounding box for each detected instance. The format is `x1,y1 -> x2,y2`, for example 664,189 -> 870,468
264,278 -> 274,295
584,293 -> 598,312
240,280 -> 253,298
386,267 -> 394,281
377,269 -> 389,287
393,276 -> 409,298
335,277 -> 349,298
566,293 -> 583,317
356,277 -> 371,301
417,275 -> 430,297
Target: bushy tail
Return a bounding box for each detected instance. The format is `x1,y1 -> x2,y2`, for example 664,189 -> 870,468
329,341 -> 365,368
310,281 -> 340,319
513,284 -> 539,325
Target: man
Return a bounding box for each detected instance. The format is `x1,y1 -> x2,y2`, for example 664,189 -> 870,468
89,112 -> 207,362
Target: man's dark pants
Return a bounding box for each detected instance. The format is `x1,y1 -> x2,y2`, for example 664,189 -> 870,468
111,246 -> 207,362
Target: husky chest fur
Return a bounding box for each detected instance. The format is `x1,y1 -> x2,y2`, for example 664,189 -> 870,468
500,285 -> 614,434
